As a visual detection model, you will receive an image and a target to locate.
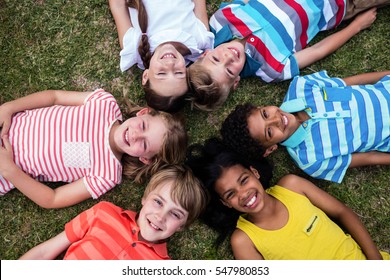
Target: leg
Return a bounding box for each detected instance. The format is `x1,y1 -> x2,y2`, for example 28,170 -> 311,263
345,0 -> 390,20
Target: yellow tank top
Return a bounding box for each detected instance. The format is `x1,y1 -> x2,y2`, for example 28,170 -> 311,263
236,185 -> 389,260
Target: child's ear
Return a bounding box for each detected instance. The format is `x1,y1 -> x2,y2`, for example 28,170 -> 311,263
233,76 -> 241,90
200,49 -> 209,57
219,198 -> 232,208
249,166 -> 260,179
136,107 -> 151,116
142,70 -> 149,85
263,144 -> 278,157
139,157 -> 152,165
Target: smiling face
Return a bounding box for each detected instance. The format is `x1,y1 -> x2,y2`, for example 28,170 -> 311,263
142,43 -> 188,98
198,40 -> 245,90
112,108 -> 168,164
247,106 -> 301,156
137,181 -> 189,242
214,165 -> 266,214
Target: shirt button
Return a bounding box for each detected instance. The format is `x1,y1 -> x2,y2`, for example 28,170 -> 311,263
132,229 -> 136,234
303,123 -> 308,128
323,113 -> 328,117
336,113 -> 340,116
132,243 -> 136,247
250,37 -> 255,42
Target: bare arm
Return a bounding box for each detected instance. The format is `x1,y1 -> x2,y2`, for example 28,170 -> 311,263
350,151 -> 390,168
231,229 -> 264,259
294,8 -> 377,69
109,0 -> 133,49
280,174 -> 382,259
19,231 -> 71,260
193,0 -> 209,31
342,71 -> 390,86
0,135 -> 92,208
0,90 -> 90,136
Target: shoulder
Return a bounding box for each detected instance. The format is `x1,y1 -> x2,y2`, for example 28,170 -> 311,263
276,174 -> 309,195
231,228 -> 253,249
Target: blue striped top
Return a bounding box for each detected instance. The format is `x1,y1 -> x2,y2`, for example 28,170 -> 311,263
280,71 -> 390,183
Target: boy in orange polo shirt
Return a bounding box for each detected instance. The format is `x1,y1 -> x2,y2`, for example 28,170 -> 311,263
19,165 -> 207,260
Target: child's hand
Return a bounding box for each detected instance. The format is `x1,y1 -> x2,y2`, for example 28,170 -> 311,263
0,135 -> 16,176
0,103 -> 13,137
351,8 -> 377,32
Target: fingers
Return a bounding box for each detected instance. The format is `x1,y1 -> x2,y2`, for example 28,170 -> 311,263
1,134 -> 11,149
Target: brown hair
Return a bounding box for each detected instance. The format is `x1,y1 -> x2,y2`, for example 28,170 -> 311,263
143,164 -> 208,227
126,0 -> 151,68
120,100 -> 188,184
187,59 -> 232,111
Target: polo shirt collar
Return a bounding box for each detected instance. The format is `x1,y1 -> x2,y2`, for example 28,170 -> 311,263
279,98 -> 308,148
123,210 -> 169,259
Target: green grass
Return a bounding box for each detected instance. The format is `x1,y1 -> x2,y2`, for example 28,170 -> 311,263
0,1 -> 389,260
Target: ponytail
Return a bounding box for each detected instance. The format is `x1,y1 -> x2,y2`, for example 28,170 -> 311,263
126,0 -> 151,68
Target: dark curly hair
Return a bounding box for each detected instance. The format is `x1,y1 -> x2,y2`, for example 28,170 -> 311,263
221,103 -> 266,160
186,137 -> 273,247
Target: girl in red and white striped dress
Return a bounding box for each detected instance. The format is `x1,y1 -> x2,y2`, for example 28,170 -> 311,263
0,89 -> 187,208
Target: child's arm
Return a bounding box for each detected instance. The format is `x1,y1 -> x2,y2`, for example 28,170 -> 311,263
19,231 -> 71,260
0,135 -> 91,208
0,90 -> 90,137
109,0 -> 133,49
231,229 -> 264,260
294,8 -> 377,69
342,71 -> 390,86
193,0 -> 210,31
279,174 -> 383,259
349,151 -> 390,168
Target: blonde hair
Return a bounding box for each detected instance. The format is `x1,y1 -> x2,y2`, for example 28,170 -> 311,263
120,102 -> 188,184
143,165 -> 208,227
187,59 -> 232,111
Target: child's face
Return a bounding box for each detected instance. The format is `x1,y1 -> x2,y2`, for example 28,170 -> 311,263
114,108 -> 167,164
138,181 -> 189,242
142,43 -> 188,98
247,106 -> 300,155
198,40 -> 245,89
214,164 -> 266,214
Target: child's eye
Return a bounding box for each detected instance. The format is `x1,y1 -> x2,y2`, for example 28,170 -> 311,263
171,211 -> 181,219
142,121 -> 145,131
262,110 -> 268,119
225,191 -> 234,200
267,127 -> 272,138
240,176 -> 249,185
212,56 -> 220,62
227,68 -> 233,76
154,199 -> 162,206
143,140 -> 147,152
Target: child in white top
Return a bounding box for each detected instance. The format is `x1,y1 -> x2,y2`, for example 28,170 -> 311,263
109,0 -> 214,112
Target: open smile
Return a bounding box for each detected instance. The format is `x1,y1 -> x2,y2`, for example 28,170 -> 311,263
228,47 -> 240,59
124,129 -> 130,146
161,53 -> 176,59
148,219 -> 162,231
243,192 -> 258,208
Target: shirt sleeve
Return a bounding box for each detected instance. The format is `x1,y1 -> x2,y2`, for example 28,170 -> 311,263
65,202 -> 105,243
120,27 -> 142,71
291,151 -> 351,183
83,176 -> 118,199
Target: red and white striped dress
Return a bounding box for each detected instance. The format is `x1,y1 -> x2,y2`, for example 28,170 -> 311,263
0,89 -> 123,198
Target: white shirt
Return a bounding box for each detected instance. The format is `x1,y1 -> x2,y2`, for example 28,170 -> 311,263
120,0 -> 214,71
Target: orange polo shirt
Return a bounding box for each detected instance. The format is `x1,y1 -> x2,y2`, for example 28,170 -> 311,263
64,201 -> 170,260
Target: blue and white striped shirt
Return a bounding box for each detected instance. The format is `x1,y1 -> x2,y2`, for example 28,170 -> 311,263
280,71 -> 390,183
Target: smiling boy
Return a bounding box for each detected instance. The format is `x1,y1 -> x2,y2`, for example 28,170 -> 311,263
187,0 -> 388,110
221,70 -> 390,183
19,165 -> 207,260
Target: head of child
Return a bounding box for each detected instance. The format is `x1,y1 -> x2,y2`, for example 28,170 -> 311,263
221,103 -> 297,159
187,40 -> 245,111
125,1 -> 189,113
120,107 -> 188,184
137,165 -> 207,243
186,138 -> 272,244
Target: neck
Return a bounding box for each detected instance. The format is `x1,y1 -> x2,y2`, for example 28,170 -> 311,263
164,41 -> 191,56
109,121 -> 123,161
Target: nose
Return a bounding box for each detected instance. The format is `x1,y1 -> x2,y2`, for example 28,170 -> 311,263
267,113 -> 282,128
155,210 -> 167,223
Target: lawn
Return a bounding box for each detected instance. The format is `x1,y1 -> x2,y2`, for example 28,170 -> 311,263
0,0 -> 389,260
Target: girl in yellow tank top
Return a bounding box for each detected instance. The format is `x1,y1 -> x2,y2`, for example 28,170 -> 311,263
186,137 -> 389,260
